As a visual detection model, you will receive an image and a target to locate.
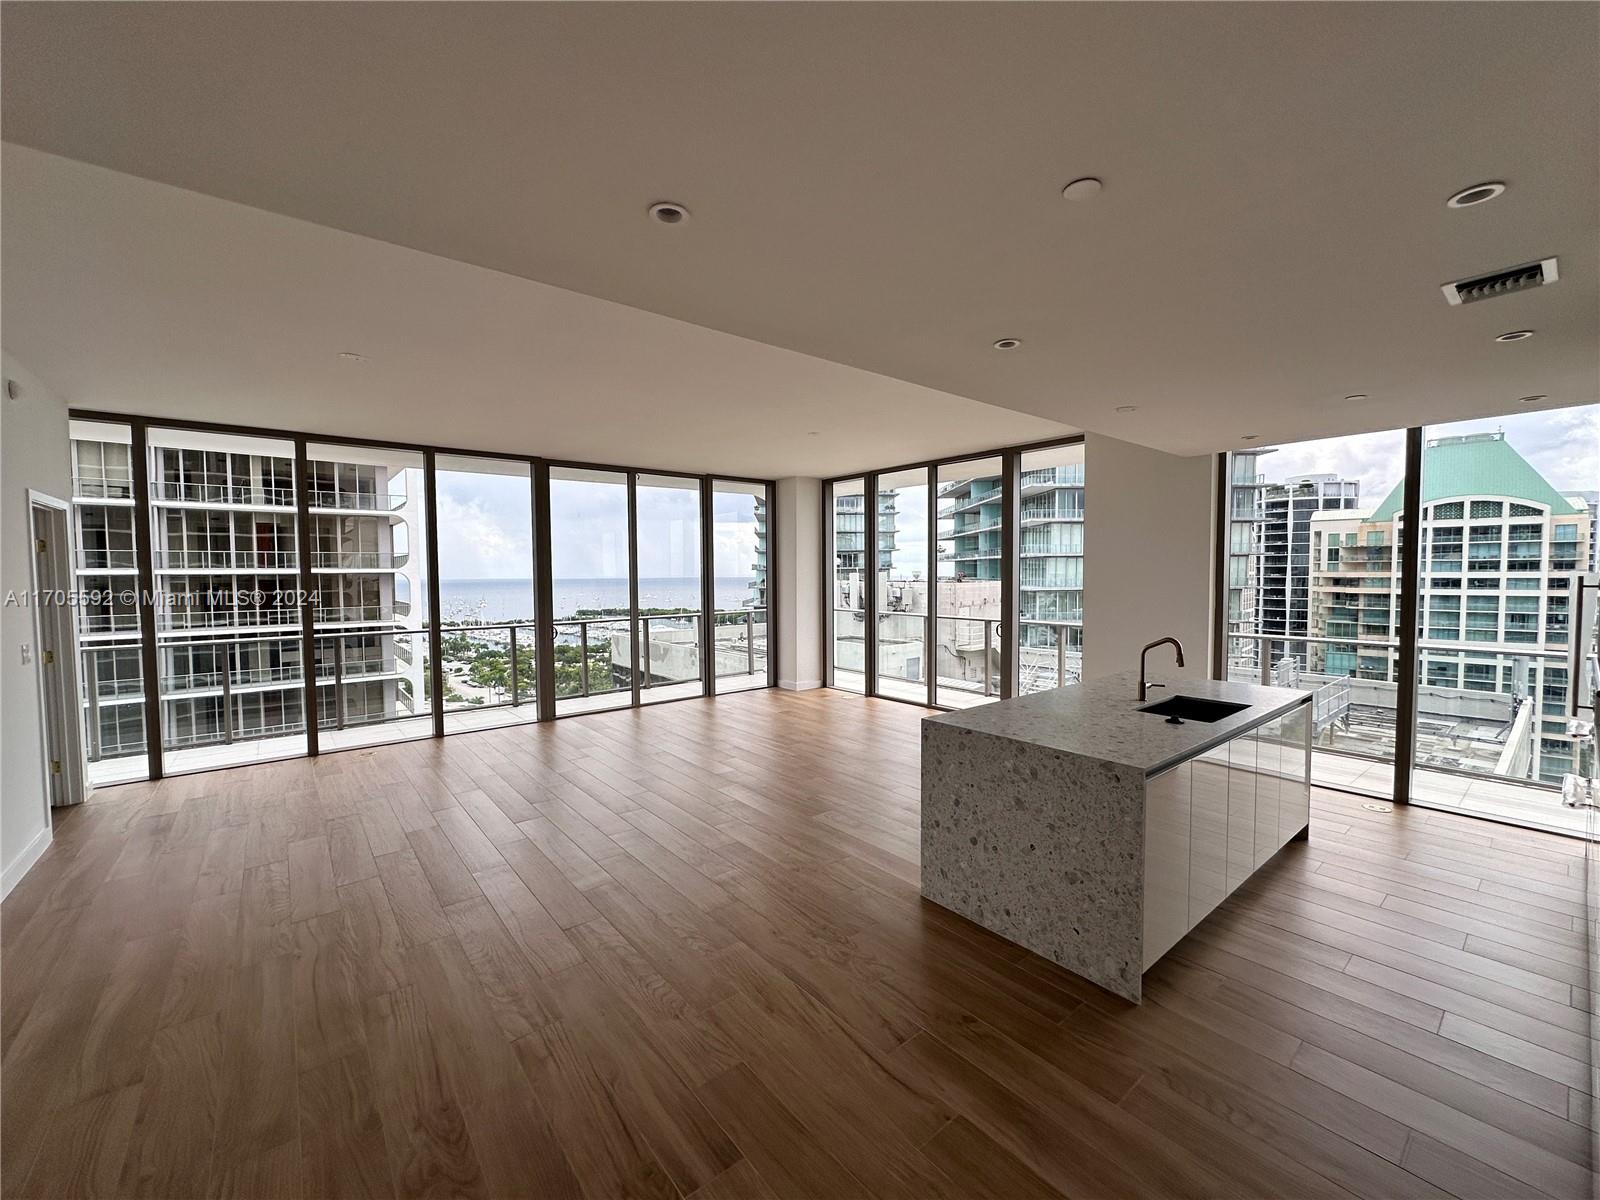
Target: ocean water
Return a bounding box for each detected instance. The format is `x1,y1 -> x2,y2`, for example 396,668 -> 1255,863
440,577 -> 757,624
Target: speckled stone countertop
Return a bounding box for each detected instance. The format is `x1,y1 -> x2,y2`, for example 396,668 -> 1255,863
924,671 -> 1309,777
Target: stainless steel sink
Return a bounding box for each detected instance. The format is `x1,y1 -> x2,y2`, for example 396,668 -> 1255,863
1138,695 -> 1249,724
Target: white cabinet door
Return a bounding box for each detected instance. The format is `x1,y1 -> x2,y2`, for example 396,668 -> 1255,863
1226,730 -> 1257,894
1142,761 -> 1191,970
1279,703 -> 1311,839
1253,716 -> 1281,869
1189,744 -> 1229,926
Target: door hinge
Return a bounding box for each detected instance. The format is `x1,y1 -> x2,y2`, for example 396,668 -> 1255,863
36,537 -> 47,553
50,759 -> 62,775
42,649 -> 55,666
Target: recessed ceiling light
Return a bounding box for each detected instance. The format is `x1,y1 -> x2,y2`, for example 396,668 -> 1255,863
1240,434 -> 1259,441
1495,330 -> 1534,342
1446,181 -> 1506,209
1061,177 -> 1103,201
992,338 -> 1022,351
1344,394 -> 1368,402
647,201 -> 690,225
337,352 -> 366,363
1518,395 -> 1547,404
1115,405 -> 1138,413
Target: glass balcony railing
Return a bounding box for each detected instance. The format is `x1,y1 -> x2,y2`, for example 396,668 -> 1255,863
151,478 -> 296,508
72,472 -> 135,500
310,550 -> 408,570
308,489 -> 408,512
153,548 -> 298,571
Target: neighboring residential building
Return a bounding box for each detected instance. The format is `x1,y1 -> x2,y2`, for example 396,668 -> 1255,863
1306,432 -> 1591,785
69,422 -> 425,781
1256,472 -> 1361,669
1224,447 -> 1272,678
748,494 -> 768,611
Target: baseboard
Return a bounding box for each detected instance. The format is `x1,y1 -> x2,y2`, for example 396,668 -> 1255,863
777,678 -> 822,691
1,822 -> 52,900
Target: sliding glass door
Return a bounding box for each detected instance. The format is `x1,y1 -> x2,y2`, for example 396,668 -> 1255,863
436,454 -> 538,733
70,419 -> 150,785
876,468 -> 930,703
935,456 -> 1003,707
1408,404 -> 1598,835
712,480 -> 770,691
1018,442 -> 1085,694
636,474 -> 705,704
549,468 -> 633,715
151,426 -> 309,771
1221,429 -> 1404,797
829,478 -> 869,692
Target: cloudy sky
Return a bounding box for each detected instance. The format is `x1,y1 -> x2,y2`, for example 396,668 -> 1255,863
427,404 -> 1594,581
1247,404 -> 1597,509
434,469 -> 761,581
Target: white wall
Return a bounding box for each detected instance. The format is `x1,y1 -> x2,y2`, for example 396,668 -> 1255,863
774,476 -> 822,689
1,355 -> 71,894
1081,433 -> 1215,689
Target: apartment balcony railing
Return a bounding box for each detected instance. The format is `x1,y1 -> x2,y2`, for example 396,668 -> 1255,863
152,548 -> 298,571
75,548 -> 138,571
314,605 -> 400,625
159,661 -> 304,695
311,550 -> 409,571
1225,629 -> 1593,788
309,489 -> 408,512
164,718 -> 307,750
78,611 -> 141,635
72,473 -> 135,501
159,606 -> 301,632
151,478 -> 296,508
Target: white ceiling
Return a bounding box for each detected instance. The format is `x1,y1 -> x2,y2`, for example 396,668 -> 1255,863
1,146 -> 1070,477
2,3 -> 1596,472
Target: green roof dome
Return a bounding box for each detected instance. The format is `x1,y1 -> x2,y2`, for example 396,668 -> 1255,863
1369,433 -> 1584,522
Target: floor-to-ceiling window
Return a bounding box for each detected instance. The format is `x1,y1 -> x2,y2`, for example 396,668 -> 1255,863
66,414 -> 774,784
711,480 -> 771,692
1408,405 -> 1598,834
549,467 -> 634,715
823,437 -> 1083,706
150,427 -> 309,771
1221,428 -> 1405,796
436,454 -> 538,733
935,456 -> 1003,707
876,468 -> 930,703
636,474 -> 705,704
1018,443 -> 1084,694
828,477 -> 869,692
309,443 -> 433,752
70,419 -> 150,785
1220,406 -> 1597,837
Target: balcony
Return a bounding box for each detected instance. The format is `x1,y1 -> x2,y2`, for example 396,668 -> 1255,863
75,548 -> 138,572
308,488 -> 408,512
310,549 -> 409,571
151,478 -> 296,508
153,548 -> 298,571
1227,631 -> 1593,837
72,472 -> 134,501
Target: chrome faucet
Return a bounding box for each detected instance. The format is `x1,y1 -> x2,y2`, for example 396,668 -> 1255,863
1138,637 -> 1185,701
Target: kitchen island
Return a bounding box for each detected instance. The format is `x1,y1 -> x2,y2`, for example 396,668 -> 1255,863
921,671 -> 1311,1002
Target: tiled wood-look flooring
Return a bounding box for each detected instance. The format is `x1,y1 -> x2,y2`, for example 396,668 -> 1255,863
2,689 -> 1595,1198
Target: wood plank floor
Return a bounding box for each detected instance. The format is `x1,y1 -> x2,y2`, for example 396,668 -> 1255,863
3,688 -> 1595,1199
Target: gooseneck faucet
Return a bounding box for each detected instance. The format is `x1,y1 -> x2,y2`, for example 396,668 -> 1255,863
1138,637 -> 1185,701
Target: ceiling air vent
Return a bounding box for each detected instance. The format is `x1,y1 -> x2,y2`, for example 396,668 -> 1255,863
1441,257 -> 1558,306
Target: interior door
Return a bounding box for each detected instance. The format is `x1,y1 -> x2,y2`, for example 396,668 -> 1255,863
31,499 -> 86,805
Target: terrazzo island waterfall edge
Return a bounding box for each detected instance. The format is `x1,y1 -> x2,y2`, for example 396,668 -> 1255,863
920,672 -> 1313,1003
